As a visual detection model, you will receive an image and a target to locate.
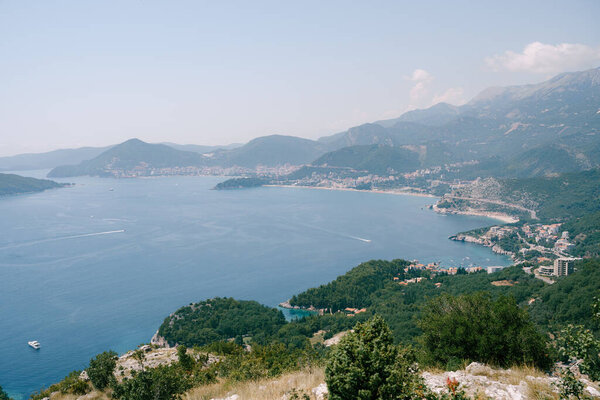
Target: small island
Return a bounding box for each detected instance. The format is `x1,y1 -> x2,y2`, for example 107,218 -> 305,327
213,177 -> 267,190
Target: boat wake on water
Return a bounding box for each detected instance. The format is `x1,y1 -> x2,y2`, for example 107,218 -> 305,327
348,236 -> 372,243
296,223 -> 371,243
0,230 -> 126,250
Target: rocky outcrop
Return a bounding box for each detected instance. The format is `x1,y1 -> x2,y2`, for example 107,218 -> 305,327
150,330 -> 170,348
311,383 -> 328,400
422,362 -> 600,400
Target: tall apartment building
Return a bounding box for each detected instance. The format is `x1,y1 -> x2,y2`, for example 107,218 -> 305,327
553,258 -> 575,276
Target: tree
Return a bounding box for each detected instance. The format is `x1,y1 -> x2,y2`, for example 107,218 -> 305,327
87,351 -> 118,390
132,349 -> 146,371
177,345 -> 195,372
418,293 -> 551,369
325,315 -> 427,400
0,385 -> 12,400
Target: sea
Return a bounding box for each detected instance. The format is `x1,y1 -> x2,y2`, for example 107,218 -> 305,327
0,172 -> 511,398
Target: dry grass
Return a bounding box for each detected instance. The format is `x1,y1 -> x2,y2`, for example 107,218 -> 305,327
505,366 -> 557,400
503,365 -> 548,385
309,330 -> 326,346
526,379 -> 559,400
184,367 -> 325,400
42,390 -> 110,400
491,280 -> 517,287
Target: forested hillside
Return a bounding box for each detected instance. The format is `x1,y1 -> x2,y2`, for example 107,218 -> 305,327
0,173 -> 64,196
157,298 -> 287,347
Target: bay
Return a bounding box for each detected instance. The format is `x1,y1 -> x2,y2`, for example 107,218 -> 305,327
0,173 -> 510,398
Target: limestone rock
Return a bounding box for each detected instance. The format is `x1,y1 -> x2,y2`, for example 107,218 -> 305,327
79,370 -> 89,381
312,383 -> 328,400
150,330 -> 170,348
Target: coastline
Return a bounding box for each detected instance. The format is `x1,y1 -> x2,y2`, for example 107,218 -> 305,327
266,184 -> 518,224
432,204 -> 518,224
263,184 -> 438,198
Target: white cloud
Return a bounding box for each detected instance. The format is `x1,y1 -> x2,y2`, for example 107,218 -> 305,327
404,69 -> 465,111
407,69 -> 434,109
485,42 -> 600,74
410,69 -> 433,82
431,87 -> 466,106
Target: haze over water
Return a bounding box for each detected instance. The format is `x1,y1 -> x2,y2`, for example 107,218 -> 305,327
0,173 -> 510,398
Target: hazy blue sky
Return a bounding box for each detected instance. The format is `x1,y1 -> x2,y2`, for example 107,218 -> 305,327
1,0 -> 599,156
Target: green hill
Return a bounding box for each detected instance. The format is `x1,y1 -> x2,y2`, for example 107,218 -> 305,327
213,135 -> 327,168
48,138 -> 207,177
157,297 -> 287,347
312,145 -> 421,175
0,173 -> 64,196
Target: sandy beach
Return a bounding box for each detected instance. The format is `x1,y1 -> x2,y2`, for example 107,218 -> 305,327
264,184 -> 438,199
432,204 -> 518,224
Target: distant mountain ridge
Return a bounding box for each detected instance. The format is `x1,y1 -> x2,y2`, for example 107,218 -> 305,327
16,66 -> 600,179
210,135 -> 328,168
0,146 -> 112,171
48,139 -> 208,177
48,134 -> 330,177
316,66 -> 600,177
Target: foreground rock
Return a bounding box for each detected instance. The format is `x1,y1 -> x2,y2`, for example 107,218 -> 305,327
422,362 -> 600,400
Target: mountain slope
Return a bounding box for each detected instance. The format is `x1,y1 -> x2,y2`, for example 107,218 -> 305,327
48,139 -> 208,177
375,103 -> 460,127
312,145 -> 421,175
317,67 -> 600,177
212,135 -> 327,167
0,146 -> 111,171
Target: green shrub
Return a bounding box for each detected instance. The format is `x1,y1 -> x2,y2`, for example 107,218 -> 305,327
557,324 -> 600,381
111,365 -> 192,400
0,386 -> 12,400
325,316 -> 429,400
177,345 -> 195,372
418,293 -> 552,369
87,351 -> 118,390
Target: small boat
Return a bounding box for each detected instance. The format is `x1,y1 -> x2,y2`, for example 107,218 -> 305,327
109,188 -> 114,191
28,340 -> 41,349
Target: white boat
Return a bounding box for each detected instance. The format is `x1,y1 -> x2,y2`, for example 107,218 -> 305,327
28,340 -> 41,349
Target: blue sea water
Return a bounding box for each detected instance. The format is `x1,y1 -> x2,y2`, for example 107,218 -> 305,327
0,173 -> 510,398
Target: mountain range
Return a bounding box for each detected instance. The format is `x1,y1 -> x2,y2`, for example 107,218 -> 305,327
13,66 -> 600,179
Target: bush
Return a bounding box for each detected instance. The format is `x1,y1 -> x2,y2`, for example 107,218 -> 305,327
218,342 -> 318,382
418,293 -> 552,369
555,368 -> 586,400
111,365 -> 192,400
87,351 -> 118,390
557,324 -> 600,381
325,316 -> 429,400
0,386 -> 12,400
177,345 -> 195,372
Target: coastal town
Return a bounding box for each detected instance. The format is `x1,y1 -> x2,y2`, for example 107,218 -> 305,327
451,223 -> 578,261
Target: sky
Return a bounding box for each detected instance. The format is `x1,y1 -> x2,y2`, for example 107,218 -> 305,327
1,0 -> 599,156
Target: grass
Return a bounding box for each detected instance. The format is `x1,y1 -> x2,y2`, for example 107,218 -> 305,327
184,367 -> 325,400
37,390 -> 110,400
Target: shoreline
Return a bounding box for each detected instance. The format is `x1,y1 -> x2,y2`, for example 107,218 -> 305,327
432,205 -> 519,224
266,184 -> 518,224
263,184 -> 438,198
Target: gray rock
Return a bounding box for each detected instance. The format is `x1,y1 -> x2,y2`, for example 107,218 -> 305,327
312,383 -> 328,400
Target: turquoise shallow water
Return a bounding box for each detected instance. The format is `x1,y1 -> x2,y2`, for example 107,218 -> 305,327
0,173 -> 510,398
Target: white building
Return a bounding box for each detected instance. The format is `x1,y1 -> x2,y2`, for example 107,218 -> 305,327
487,266 -> 504,274
553,258 -> 576,276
